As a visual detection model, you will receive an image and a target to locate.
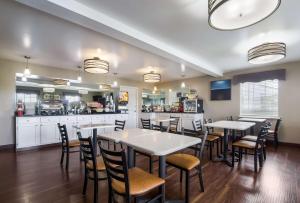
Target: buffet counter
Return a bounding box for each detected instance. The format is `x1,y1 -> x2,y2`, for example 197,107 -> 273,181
16,113 -> 128,150
139,112 -> 204,131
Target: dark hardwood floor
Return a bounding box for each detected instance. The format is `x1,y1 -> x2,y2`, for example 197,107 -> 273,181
0,144 -> 299,203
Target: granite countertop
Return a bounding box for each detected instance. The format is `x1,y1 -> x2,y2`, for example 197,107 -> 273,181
18,112 -> 128,117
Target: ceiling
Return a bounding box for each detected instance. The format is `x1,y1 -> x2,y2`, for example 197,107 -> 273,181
1,0 -> 300,82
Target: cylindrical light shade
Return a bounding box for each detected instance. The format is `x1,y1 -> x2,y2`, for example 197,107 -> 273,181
84,57 -> 109,74
99,84 -> 111,91
143,72 -> 161,83
208,0 -> 281,30
43,87 -> 55,93
248,42 -> 286,64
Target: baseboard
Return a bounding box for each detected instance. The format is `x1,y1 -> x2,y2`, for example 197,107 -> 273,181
16,143 -> 61,152
279,142 -> 300,147
0,144 -> 15,151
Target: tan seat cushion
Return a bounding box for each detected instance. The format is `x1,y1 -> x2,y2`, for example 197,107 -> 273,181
63,140 -> 80,147
166,153 -> 200,170
241,135 -> 257,142
86,156 -> 106,171
210,131 -> 224,137
232,140 -> 260,149
111,167 -> 165,196
207,135 -> 220,142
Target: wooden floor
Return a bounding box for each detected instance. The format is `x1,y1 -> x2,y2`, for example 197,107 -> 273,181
0,144 -> 299,203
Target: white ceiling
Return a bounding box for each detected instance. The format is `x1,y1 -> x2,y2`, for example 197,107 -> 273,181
2,0 -> 300,82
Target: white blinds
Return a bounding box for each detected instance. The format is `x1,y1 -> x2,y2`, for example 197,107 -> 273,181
240,80 -> 279,117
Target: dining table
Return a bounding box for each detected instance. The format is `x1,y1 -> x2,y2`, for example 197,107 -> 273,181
151,118 -> 176,131
238,117 -> 267,134
204,120 -> 255,167
73,123 -> 116,154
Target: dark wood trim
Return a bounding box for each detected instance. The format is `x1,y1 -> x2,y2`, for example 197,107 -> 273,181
0,144 -> 15,151
279,141 -> 300,147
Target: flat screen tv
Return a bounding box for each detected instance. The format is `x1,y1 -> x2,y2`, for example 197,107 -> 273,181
210,80 -> 231,100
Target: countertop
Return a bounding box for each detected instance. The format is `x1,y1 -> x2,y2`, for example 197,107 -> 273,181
141,112 -> 203,114
17,112 -> 128,117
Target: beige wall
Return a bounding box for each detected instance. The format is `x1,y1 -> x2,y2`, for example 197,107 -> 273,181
158,61 -> 300,144
0,58 -> 150,146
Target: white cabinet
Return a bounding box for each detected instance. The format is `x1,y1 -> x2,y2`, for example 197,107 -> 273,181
59,116 -> 77,140
16,117 -> 40,148
40,117 -> 60,144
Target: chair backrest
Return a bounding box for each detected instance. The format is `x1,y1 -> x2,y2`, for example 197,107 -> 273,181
169,116 -> 180,132
141,119 -> 151,129
99,144 -> 130,200
256,125 -> 270,147
192,119 -> 202,132
78,135 -> 97,172
57,123 -> 69,147
115,120 -> 126,131
203,118 -> 214,133
274,119 -> 281,134
226,116 -> 233,121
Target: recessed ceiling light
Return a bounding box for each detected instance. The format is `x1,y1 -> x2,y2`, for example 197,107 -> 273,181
248,42 -> 286,64
208,0 -> 281,30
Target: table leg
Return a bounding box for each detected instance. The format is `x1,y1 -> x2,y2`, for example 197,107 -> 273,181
160,121 -> 163,132
92,128 -> 97,155
127,146 -> 134,168
158,156 -> 166,178
223,128 -> 228,161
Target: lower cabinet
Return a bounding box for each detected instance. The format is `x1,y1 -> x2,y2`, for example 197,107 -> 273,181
16,123 -> 40,148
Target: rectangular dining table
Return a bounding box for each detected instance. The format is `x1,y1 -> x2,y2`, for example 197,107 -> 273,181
151,118 -> 176,131
204,120 -> 255,167
98,128 -> 201,178
238,117 -> 267,134
73,123 -> 116,154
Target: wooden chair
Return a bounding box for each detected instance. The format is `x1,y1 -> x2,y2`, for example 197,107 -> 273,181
169,116 -> 180,133
232,126 -> 269,172
266,119 -> 281,148
166,131 -> 208,203
78,134 -> 107,203
141,118 -> 151,129
99,143 -> 165,203
57,123 -> 80,169
113,120 -> 126,150
193,120 -> 220,160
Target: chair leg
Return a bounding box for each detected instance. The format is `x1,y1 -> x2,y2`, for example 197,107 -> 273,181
239,148 -> 242,161
60,149 -> 64,165
232,146 -> 235,168
198,166 -> 204,192
160,184 -> 165,203
149,156 -> 153,174
254,151 -> 258,172
220,138 -> 223,154
209,142 -> 212,160
93,175 -> 98,203
114,142 -> 117,151
185,170 -> 190,203
133,151 -> 136,167
216,140 -> 219,157
263,146 -> 266,161
180,170 -> 183,183
66,149 -> 69,169
83,168 -> 88,195
274,133 -> 279,148
108,187 -> 113,203
259,151 -> 263,168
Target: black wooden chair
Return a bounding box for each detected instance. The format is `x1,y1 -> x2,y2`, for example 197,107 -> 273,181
266,119 -> 281,148
166,131 -> 208,203
57,123 -> 80,169
78,134 -> 107,203
169,116 -> 180,133
99,143 -> 165,203
232,126 -> 269,172
193,120 -> 220,160
141,118 -> 151,129
112,120 -> 126,150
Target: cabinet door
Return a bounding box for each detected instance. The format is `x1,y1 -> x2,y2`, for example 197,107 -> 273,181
40,123 -> 59,144
17,124 -> 39,148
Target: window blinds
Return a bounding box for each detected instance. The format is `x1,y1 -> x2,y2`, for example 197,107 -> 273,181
240,80 -> 279,117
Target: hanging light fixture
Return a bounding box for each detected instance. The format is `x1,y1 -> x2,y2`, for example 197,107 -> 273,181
248,42 -> 286,64
21,76 -> 27,82
23,56 -> 31,76
99,84 -> 111,91
84,57 -> 109,74
208,0 -> 281,30
77,66 -> 82,82
181,74 -> 186,89
112,72 -> 118,87
144,71 -> 161,83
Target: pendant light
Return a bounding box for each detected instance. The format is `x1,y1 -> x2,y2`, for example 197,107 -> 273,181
23,56 -> 31,76
181,74 -> 186,89
248,42 -> 286,64
77,66 -> 82,82
112,72 -> 118,87
208,0 -> 281,30
144,71 -> 161,83
84,57 -> 109,74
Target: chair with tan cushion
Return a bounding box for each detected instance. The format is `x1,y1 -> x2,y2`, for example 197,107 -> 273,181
232,126 -> 269,172
266,119 -> 281,148
57,123 -> 80,169
99,144 -> 165,203
78,134 -> 107,203
166,131 -> 208,203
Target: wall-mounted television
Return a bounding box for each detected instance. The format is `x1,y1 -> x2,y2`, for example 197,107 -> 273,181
210,80 -> 231,101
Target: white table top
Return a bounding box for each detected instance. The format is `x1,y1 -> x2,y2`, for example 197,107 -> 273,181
151,118 -> 176,123
204,120 -> 256,131
73,123 -> 116,130
98,128 -> 201,156
238,117 -> 267,123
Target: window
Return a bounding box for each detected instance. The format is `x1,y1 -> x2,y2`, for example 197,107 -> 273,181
16,92 -> 38,103
65,95 -> 80,103
240,80 -> 279,117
